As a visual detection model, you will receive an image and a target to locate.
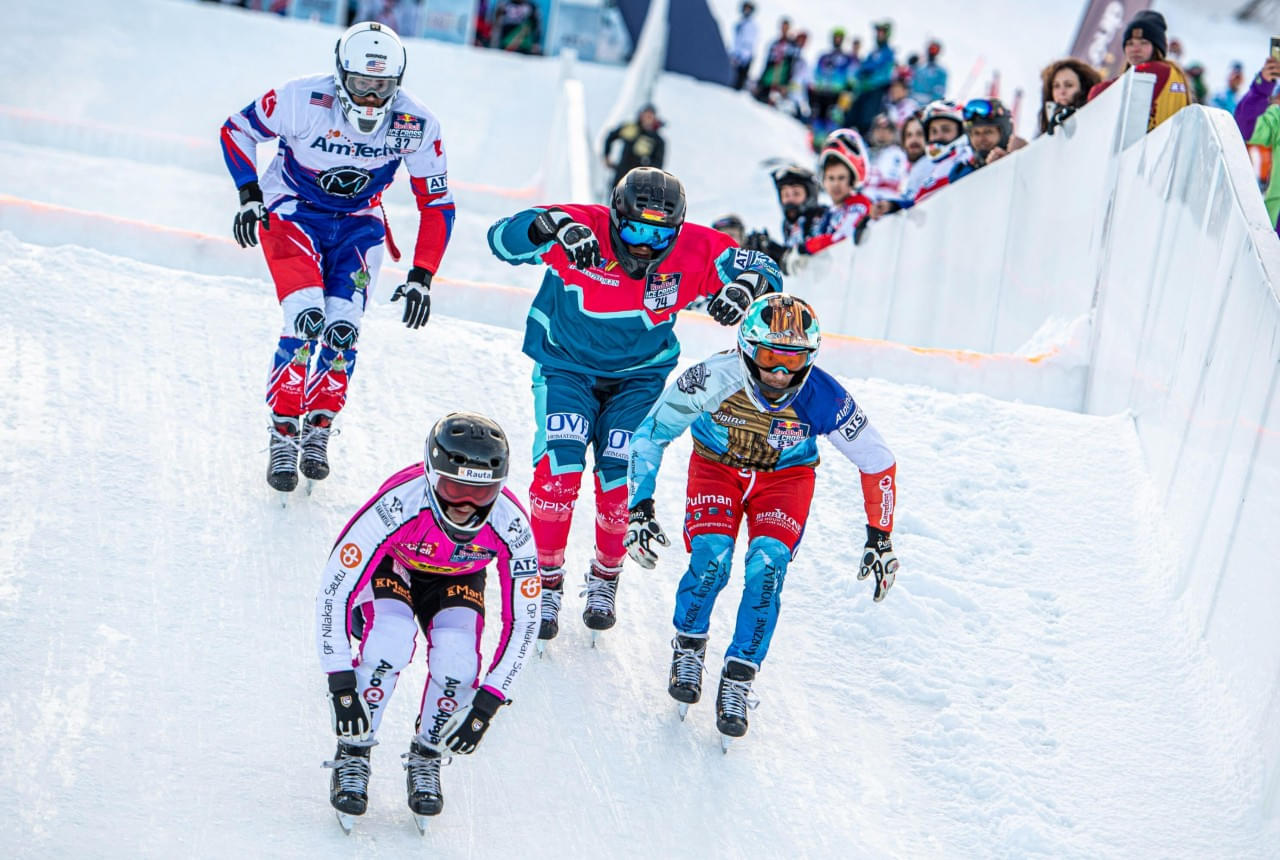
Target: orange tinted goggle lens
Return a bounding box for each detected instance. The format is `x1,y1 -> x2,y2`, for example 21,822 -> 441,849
754,346 -> 810,372
436,476 -> 500,507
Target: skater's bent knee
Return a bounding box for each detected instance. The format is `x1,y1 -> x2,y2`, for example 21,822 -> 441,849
294,307 -> 325,340
324,321 -> 359,350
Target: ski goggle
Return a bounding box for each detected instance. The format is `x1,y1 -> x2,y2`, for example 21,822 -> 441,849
963,99 -> 1006,122
344,74 -> 398,99
618,218 -> 678,249
433,474 -> 502,508
750,344 -> 814,373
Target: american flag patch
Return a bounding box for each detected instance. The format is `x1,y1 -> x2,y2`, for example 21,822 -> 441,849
309,92 -> 334,108
365,58 -> 386,73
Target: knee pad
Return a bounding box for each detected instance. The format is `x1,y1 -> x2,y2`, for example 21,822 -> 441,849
530,456 -> 583,522
294,308 -> 325,340
324,320 -> 359,350
425,609 -> 482,685
744,536 -> 791,584
689,533 -> 735,585
357,600 -> 418,673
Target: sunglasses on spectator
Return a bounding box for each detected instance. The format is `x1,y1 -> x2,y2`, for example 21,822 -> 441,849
618,218 -> 678,249
963,99 -> 1007,121
749,344 -> 814,373
346,75 -> 398,98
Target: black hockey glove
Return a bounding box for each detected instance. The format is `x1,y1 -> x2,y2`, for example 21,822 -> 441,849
624,498 -> 670,569
232,181 -> 270,248
327,670 -> 372,741
529,208 -> 603,269
858,525 -> 899,602
390,267 -> 433,329
707,272 -> 764,325
442,688 -> 507,755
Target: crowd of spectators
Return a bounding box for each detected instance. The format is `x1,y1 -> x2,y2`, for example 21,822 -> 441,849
715,6 -> 1280,271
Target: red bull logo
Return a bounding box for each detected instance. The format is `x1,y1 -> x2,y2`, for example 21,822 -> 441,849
766,418 -> 809,451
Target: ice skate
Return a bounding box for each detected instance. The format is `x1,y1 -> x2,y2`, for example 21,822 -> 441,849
267,413 -> 301,500
715,657 -> 760,747
300,410 -> 335,483
323,742 -> 371,832
536,569 -> 564,657
581,563 -> 622,643
669,634 -> 708,720
403,739 -> 444,830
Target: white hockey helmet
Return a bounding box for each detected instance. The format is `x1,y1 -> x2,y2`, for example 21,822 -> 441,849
333,22 -> 407,135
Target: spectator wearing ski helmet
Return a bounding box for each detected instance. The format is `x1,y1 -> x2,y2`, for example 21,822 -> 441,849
959,98 -> 1025,168
1038,58 -> 1102,136
1087,10 -> 1191,132
770,164 -> 827,248
711,214 -> 747,246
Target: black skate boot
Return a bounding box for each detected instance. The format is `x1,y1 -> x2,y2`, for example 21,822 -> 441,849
538,568 -> 565,642
402,739 -> 444,819
668,634 -> 708,705
267,414 -> 301,492
581,563 -> 622,632
715,657 -> 759,740
300,410 -> 334,481
324,742 -> 372,817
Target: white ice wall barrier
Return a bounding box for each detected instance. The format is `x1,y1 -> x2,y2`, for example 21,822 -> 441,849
790,72 -> 1153,357
1083,106 -> 1280,818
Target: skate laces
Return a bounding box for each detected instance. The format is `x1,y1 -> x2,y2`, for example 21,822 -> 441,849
580,571 -> 619,616
671,637 -> 706,689
322,750 -> 371,793
267,423 -> 301,474
718,675 -> 760,721
301,420 -> 338,461
402,746 -> 447,797
540,583 -> 563,621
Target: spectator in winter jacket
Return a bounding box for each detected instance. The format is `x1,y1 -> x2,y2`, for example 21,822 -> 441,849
1038,58 -> 1102,136
961,98 -> 1027,167
1233,55 -> 1280,238
755,18 -> 800,105
1088,10 -> 1191,132
912,41 -> 948,103
1186,62 -> 1208,105
1212,62 -> 1246,113
864,113 -> 908,201
603,105 -> 666,190
849,20 -> 897,132
492,0 -> 542,54
729,2 -> 759,91
810,29 -> 854,136
884,70 -> 921,129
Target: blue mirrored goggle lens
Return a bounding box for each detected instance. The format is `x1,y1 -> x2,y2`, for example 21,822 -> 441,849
963,99 -> 996,121
618,219 -> 677,249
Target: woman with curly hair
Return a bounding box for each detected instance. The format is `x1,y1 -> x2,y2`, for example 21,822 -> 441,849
1039,58 -> 1101,135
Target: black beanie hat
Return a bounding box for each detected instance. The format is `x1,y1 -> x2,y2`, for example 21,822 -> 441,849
1124,10 -> 1168,61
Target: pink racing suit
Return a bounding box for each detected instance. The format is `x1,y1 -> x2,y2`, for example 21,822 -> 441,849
315,464 -> 540,745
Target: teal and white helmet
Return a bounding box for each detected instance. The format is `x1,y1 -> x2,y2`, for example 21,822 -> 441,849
333,22 -> 407,134
736,293 -> 822,412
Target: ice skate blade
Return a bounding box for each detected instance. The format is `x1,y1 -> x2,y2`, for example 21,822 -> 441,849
278,491 -> 290,508
536,639 -> 548,658
676,702 -> 689,721
305,479 -> 316,496
413,814 -> 430,835
335,811 -> 356,834
590,631 -> 601,649
720,734 -> 734,754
